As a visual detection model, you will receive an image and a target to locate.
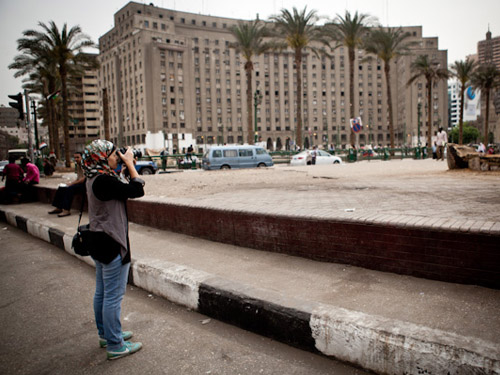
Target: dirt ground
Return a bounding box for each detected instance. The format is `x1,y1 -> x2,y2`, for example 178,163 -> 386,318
36,158 -> 499,199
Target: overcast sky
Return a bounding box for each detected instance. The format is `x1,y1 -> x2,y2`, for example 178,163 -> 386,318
1,0 -> 499,106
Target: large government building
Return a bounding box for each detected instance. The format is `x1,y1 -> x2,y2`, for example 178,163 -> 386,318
97,1 -> 448,152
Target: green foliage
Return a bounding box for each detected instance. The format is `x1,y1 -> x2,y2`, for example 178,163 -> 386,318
450,123 -> 480,144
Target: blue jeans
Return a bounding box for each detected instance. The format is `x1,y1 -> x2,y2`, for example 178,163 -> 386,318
93,255 -> 130,351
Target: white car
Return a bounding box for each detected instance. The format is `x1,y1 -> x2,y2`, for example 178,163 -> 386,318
290,150 -> 342,166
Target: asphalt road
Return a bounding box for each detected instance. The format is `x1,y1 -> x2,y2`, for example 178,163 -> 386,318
0,225 -> 368,375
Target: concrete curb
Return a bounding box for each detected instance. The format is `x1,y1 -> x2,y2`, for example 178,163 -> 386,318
1,206 -> 499,375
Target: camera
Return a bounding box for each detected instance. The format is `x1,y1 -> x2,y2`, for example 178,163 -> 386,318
117,147 -> 142,163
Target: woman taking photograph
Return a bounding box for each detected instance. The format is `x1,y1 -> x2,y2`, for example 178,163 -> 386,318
81,140 -> 145,360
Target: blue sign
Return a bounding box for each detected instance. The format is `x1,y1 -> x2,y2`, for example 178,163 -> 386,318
350,117 -> 362,133
466,86 -> 476,100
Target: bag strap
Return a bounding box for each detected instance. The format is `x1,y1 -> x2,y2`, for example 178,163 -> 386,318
77,192 -> 86,230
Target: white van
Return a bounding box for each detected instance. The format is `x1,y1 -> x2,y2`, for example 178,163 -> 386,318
8,149 -> 28,160
202,145 -> 274,170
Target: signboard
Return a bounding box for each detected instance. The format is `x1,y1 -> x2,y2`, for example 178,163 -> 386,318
350,117 -> 363,133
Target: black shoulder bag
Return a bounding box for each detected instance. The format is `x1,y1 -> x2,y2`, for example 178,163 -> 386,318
71,195 -> 92,257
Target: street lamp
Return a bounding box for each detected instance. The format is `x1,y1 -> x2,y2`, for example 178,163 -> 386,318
254,90 -> 262,144
416,97 -> 423,159
336,124 -> 340,149
218,123 -> 224,145
417,97 -> 422,148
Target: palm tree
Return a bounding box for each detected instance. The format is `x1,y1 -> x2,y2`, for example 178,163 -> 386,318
451,58 -> 477,145
326,11 -> 374,148
364,27 -> 415,149
408,55 -> 449,149
24,21 -> 95,167
9,39 -> 61,158
471,64 -> 500,144
269,7 -> 326,149
230,20 -> 272,145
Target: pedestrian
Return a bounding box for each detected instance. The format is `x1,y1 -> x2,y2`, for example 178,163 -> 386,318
48,152 -> 85,217
478,142 -> 486,153
81,140 -> 145,360
43,158 -> 55,176
436,127 -> 447,161
306,150 -> 312,165
311,146 -> 318,165
186,144 -> 193,161
21,157 -> 40,202
1,156 -> 24,203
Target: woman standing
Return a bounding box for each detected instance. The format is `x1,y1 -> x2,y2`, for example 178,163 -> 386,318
81,140 -> 145,360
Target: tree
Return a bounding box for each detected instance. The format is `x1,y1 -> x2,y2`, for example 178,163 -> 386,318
229,20 -> 272,145
364,27 -> 415,149
270,7 -> 326,149
449,122 -> 480,144
326,11 -> 374,148
451,58 -> 477,145
9,39 -> 61,158
23,21 -> 95,167
470,64 -> 500,144
408,55 -> 449,148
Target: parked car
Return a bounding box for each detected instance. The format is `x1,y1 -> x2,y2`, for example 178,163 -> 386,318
116,160 -> 158,175
290,150 -> 342,166
202,145 -> 274,170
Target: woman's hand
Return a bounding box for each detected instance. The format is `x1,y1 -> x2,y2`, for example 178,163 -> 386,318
117,147 -> 139,180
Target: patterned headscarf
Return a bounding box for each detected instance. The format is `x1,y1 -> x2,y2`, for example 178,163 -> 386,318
81,139 -> 120,179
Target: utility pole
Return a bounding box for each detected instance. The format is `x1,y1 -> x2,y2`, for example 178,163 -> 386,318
102,88 -> 110,140
24,90 -> 34,162
32,100 -> 39,150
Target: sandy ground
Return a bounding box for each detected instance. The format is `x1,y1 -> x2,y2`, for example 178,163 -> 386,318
35,158 -> 499,199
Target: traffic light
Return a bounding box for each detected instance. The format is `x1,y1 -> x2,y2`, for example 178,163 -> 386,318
8,93 -> 24,120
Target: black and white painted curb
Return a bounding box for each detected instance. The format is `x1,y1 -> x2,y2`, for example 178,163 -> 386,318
1,207 -> 499,375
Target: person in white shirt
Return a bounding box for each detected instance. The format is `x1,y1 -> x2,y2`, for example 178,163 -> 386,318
436,127 -> 447,161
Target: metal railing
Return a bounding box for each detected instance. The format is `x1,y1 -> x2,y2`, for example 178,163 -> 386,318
140,147 -> 431,172
269,147 -> 429,164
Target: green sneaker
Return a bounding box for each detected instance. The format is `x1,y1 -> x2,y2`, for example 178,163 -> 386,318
107,341 -> 142,360
99,331 -> 133,348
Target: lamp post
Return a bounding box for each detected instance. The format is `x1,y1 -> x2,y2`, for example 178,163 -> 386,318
403,122 -> 406,148
254,90 -> 262,144
417,97 -> 422,159
417,98 -> 422,148
336,124 -> 340,150
218,123 -> 224,145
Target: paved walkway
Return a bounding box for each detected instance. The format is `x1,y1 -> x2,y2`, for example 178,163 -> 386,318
1,159 -> 499,374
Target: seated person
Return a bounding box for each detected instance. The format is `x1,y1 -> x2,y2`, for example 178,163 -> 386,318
21,157 -> 40,202
49,152 -> 85,217
1,156 -> 24,203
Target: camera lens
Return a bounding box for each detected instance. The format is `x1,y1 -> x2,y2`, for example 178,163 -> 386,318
117,147 -> 142,162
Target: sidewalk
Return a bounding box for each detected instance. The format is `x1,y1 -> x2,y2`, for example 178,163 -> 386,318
1,199 -> 499,374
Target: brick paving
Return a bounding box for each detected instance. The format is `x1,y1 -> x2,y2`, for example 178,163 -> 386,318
152,159 -> 500,234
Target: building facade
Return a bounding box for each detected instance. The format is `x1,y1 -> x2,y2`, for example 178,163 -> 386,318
477,29 -> 500,143
67,58 -> 101,153
0,106 -> 29,145
98,2 -> 448,152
